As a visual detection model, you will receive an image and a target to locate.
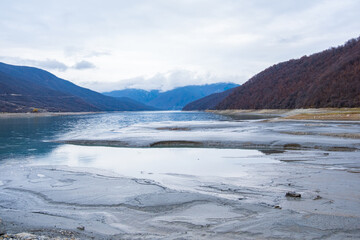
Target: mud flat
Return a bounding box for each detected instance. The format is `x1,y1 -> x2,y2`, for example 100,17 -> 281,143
1,145 -> 360,239
55,116 -> 360,152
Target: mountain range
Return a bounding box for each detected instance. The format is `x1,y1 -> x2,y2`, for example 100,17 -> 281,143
0,62 -> 154,112
182,88 -> 236,111
3,36 -> 359,113
103,83 -> 239,110
184,37 -> 360,110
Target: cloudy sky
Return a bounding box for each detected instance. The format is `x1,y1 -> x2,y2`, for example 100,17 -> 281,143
1,0 -> 359,91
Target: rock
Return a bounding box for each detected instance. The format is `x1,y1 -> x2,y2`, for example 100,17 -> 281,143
77,226 -> 85,231
0,218 -> 5,235
286,191 -> 301,198
274,205 -> 282,209
313,195 -> 322,200
14,232 -> 37,239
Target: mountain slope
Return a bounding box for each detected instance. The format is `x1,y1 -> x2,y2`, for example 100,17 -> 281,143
182,88 -> 236,111
0,62 -> 154,112
104,83 -> 239,110
215,37 -> 360,110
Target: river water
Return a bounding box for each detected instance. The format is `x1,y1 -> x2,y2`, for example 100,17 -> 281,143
0,111 -> 277,182
0,111 -> 226,159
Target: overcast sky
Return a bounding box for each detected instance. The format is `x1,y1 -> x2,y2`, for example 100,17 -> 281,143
1,0 -> 359,91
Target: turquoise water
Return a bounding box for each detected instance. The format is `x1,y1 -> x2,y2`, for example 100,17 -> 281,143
0,111 -> 230,160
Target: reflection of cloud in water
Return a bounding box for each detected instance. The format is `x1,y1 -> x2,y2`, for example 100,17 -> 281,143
35,145 -> 275,179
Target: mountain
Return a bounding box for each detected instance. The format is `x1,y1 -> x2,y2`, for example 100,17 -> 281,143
0,62 -> 154,112
182,88 -> 236,111
103,83 -> 239,110
188,37 -> 360,110
103,89 -> 160,104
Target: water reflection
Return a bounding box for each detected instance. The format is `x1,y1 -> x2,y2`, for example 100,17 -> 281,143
34,145 -> 276,178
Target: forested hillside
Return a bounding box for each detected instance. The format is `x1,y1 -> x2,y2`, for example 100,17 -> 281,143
0,62 -> 154,112
216,37 -> 360,109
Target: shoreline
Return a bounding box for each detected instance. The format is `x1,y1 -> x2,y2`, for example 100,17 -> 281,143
1,108 -> 360,121
0,111 -> 102,118
207,108 -> 360,121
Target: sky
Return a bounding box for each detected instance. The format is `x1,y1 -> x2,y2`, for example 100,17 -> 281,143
0,0 -> 359,92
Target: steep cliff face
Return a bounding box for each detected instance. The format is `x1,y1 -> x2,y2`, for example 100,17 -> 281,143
216,37 -> 360,110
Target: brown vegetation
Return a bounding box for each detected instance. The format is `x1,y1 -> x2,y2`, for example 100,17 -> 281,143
216,37 -> 360,110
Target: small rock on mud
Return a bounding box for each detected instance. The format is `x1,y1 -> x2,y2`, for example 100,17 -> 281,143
313,195 -> 322,200
77,226 -> 85,231
286,191 -> 301,198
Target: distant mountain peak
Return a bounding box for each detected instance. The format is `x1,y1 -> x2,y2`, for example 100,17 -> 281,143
103,82 -> 239,110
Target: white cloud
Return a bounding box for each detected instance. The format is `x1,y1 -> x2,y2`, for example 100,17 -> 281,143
0,56 -> 68,71
79,69 -> 242,92
0,56 -> 96,71
73,60 -> 96,70
0,0 -> 359,91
